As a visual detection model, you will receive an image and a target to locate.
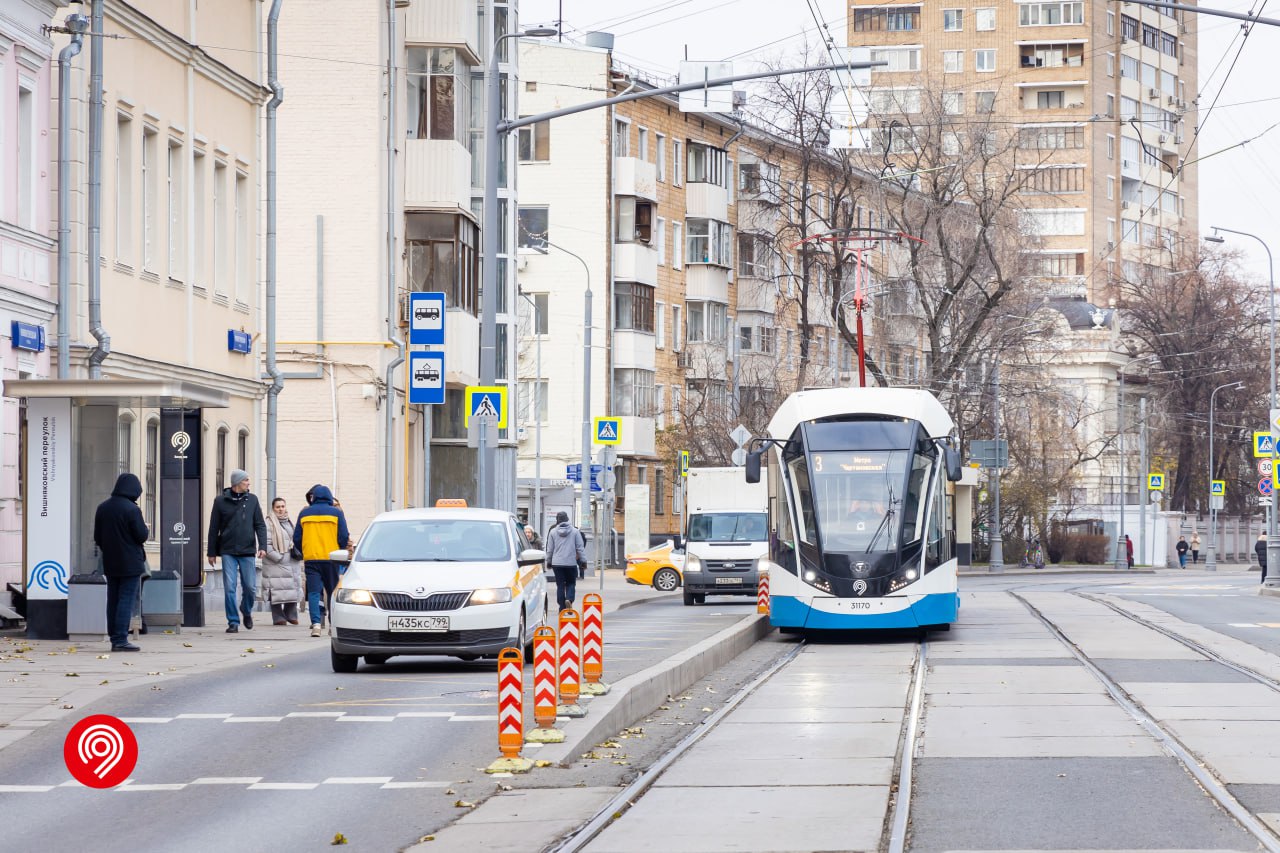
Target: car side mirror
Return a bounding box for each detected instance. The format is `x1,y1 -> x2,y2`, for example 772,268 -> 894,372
745,449 -> 762,484
329,549 -> 350,563
518,548 -> 546,566
944,447 -> 962,482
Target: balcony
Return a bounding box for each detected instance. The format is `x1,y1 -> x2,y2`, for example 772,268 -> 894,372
685,265 -> 728,302
445,309 -> 479,386
406,0 -> 481,64
1017,82 -> 1087,112
686,182 -> 728,221
683,341 -> 729,380
735,275 -> 776,313
613,243 -> 658,286
613,157 -> 658,202
405,139 -> 471,213
612,329 -> 656,370
617,416 -> 656,458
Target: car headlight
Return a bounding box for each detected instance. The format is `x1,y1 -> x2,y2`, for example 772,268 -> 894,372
335,588 -> 373,605
468,587 -> 513,606
685,553 -> 702,573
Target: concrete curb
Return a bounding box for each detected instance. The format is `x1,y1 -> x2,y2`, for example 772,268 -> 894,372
614,592 -> 677,612
1258,585 -> 1280,598
533,612 -> 772,767
960,568 -> 1157,576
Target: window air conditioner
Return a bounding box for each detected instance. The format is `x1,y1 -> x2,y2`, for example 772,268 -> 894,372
1121,201 -> 1130,209
1147,88 -> 1159,100
1167,95 -> 1177,106
399,293 -> 412,325
1175,133 -> 1184,144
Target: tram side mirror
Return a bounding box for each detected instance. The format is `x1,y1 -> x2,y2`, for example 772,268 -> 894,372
745,449 -> 762,484
944,447 -> 962,482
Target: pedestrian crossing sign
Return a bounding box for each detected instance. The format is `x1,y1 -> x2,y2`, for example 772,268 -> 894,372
593,417 -> 622,445
464,385 -> 507,428
1147,473 -> 1164,491
1211,480 -> 1226,497
1254,431 -> 1276,458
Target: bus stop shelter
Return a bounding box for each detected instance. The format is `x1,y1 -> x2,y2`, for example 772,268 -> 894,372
8,380 -> 229,639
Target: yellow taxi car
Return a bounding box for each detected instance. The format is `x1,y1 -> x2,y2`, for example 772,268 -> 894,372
624,541 -> 684,592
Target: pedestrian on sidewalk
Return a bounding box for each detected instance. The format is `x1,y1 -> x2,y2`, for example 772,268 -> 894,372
1256,533 -> 1269,582
523,524 -> 542,551
1191,532 -> 1201,564
207,469 -> 269,633
93,473 -> 149,652
263,497 -> 304,626
546,511 -> 585,611
1125,534 -> 1134,569
1176,536 -> 1189,568
294,484 -> 351,637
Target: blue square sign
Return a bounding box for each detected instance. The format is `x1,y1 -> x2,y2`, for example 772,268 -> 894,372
409,293 -> 446,346
408,352 -> 445,405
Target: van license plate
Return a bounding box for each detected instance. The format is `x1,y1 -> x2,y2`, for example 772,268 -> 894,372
389,616 -> 449,632
715,577 -> 743,585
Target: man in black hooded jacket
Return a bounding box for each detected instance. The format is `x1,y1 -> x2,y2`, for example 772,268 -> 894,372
93,473 -> 150,651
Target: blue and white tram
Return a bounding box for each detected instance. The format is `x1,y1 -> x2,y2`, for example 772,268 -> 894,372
745,387 -> 963,633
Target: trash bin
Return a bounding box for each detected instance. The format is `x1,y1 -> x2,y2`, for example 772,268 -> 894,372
142,569 -> 183,630
67,573 -> 108,643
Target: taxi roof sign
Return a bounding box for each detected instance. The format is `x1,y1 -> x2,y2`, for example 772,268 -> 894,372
435,498 -> 468,507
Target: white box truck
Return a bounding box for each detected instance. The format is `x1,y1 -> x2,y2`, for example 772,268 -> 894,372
682,466 -> 769,606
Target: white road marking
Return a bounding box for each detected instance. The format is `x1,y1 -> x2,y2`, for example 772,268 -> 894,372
176,713 -> 233,719
191,777 -> 263,785
380,781 -> 451,789
0,785 -> 54,792
449,714 -> 498,722
119,717 -> 173,724
1230,623 -> 1262,628
322,777 -> 394,785
335,716 -> 397,722
223,717 -> 285,723
395,712 -> 455,718
118,783 -> 187,791
286,712 -> 345,718
248,782 -> 319,790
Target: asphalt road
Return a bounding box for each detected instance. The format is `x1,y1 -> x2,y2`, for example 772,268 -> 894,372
0,596 -> 753,853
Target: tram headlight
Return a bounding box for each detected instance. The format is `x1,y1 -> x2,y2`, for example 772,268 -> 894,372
905,569 -> 918,581
803,570 -> 816,582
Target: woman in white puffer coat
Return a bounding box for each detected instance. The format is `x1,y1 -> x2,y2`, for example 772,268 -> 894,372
263,497 -> 304,625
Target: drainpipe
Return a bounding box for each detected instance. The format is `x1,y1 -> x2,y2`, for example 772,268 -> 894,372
56,10 -> 88,379
384,0 -> 405,511
265,0 -> 284,501
87,0 -> 109,377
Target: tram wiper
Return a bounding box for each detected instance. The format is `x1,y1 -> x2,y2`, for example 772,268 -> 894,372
864,483 -> 899,554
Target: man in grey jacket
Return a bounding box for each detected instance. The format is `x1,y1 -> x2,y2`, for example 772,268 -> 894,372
546,511 -> 586,611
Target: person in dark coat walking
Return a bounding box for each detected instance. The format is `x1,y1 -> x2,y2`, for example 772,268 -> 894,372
1175,536 -> 1189,568
93,473 -> 149,651
545,511 -> 586,610
1125,534 -> 1134,569
1257,533 -> 1269,582
206,469 -> 269,633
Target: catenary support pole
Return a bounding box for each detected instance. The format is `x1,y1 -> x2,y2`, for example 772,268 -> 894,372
265,0 -> 284,502
383,0 -> 404,511
989,359 -> 1004,572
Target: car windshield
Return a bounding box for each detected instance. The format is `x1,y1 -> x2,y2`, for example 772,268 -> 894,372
687,512 -> 768,542
356,519 -> 512,563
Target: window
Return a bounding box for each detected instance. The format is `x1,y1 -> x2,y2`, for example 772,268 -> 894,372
614,119 -> 630,157
167,139 -> 185,280
942,50 -> 963,73
654,468 -> 665,514
516,119 -> 550,161
686,300 -> 727,343
686,141 -> 727,186
1036,90 -> 1065,109
869,47 -> 921,73
16,83 -> 35,229
1021,165 -> 1085,193
975,49 -> 996,72
405,212 -> 480,315
869,88 -> 922,114
237,429 -> 248,472
672,221 -> 683,269
686,218 -> 732,267
213,161 -> 227,294
655,385 -> 666,428
115,114 -> 133,262
532,293 -> 548,335
1107,134 -> 1115,159
672,305 -> 682,351
520,380 -> 548,423
656,302 -> 666,348
406,48 -> 470,143
1141,23 -> 1159,49
673,140 -> 683,186
638,127 -> 649,160
612,368 -> 655,417
1018,2 -> 1084,26
118,416 -> 133,474
1029,252 -> 1084,276
943,8 -> 962,30
1106,93 -> 1115,117
1018,124 -> 1084,148
1107,175 -> 1115,200
192,150 -> 205,287
145,420 -> 159,539
1107,10 -> 1115,35
671,386 -> 682,423
1120,14 -> 1138,40
614,282 -> 655,332
738,233 -> 767,277
234,172 -> 250,302
1020,42 -> 1085,68
976,7 -> 996,30
142,128 -> 159,272
216,427 -> 228,490
976,91 -> 996,113
1023,208 -> 1086,235
853,5 -> 919,31
615,197 -> 654,243
1160,31 -> 1177,58
656,133 -> 666,181
656,217 -> 667,264
759,327 -> 776,355
518,205 -> 549,249
739,325 -> 753,352
1106,53 -> 1115,77
942,92 -> 963,115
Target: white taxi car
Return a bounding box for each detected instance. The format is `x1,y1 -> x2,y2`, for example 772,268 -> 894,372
329,506 -> 549,673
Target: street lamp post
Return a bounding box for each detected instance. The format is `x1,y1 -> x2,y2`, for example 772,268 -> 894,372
1209,227 -> 1276,582
518,289 -> 543,532
1116,355 -> 1156,570
478,27 -> 558,509
1206,380 -> 1244,571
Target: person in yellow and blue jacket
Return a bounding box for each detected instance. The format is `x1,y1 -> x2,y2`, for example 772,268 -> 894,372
293,484 -> 351,637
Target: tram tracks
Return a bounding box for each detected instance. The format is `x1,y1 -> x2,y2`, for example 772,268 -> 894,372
1010,588 -> 1280,853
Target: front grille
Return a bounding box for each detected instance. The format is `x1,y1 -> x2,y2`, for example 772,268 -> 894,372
705,560 -> 751,572
335,627 -> 510,646
372,591 -> 470,612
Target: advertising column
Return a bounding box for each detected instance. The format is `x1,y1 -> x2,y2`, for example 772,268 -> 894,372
25,398 -> 72,639
160,409 -> 204,626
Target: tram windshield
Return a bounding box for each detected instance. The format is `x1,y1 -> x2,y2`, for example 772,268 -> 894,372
788,448 -> 932,553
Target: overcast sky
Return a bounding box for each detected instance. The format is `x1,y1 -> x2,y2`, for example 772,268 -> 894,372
522,0 -> 1279,284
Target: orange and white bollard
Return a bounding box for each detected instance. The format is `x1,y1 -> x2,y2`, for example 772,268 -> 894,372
556,608 -> 586,717
580,593 -> 610,696
485,647 -> 533,773
525,626 -> 564,743
757,570 -> 770,614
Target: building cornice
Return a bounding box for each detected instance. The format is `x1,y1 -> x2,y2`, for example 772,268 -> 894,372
70,347 -> 266,399
0,220 -> 55,252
